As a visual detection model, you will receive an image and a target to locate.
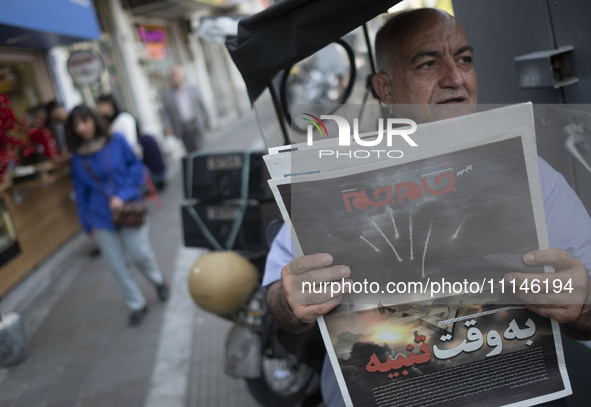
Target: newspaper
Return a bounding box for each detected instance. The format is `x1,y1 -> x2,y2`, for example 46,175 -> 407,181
264,104 -> 571,406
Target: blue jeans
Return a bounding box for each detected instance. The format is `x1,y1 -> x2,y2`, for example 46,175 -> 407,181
95,223 -> 164,311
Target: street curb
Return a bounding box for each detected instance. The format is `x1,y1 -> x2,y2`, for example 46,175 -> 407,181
0,233 -> 87,318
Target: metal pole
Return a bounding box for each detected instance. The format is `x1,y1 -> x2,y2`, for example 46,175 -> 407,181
266,78 -> 290,145
363,23 -> 377,74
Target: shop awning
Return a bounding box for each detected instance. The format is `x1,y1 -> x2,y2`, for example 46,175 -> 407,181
0,0 -> 101,50
225,0 -> 402,102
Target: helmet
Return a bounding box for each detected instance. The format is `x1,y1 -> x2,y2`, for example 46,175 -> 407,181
188,251 -> 259,316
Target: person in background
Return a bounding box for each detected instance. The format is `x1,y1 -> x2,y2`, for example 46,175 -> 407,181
66,104 -> 169,327
96,94 -> 142,158
138,133 -> 167,191
97,94 -> 168,192
160,65 -> 209,153
44,100 -> 69,155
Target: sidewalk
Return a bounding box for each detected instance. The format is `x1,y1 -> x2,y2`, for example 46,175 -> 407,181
0,160 -> 261,406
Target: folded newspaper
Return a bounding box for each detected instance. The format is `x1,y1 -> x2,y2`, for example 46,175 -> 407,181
264,104 -> 571,407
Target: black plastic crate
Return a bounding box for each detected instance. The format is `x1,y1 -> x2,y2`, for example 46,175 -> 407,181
182,151 -> 270,201
181,201 -> 280,251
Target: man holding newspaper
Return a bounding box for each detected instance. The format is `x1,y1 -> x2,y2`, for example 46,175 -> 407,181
264,7 -> 591,406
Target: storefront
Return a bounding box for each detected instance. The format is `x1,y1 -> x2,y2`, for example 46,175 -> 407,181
0,0 -> 101,295
54,0 -> 222,146
0,0 -> 261,296
118,0 -> 222,133
112,0 -> 257,132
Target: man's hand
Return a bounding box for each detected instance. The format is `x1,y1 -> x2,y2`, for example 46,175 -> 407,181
265,254 -> 351,333
504,249 -> 590,324
282,253 -> 351,324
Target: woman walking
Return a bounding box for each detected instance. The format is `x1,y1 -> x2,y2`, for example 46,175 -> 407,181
66,105 -> 168,326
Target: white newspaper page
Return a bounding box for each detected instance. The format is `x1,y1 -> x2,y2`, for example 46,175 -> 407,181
265,104 -> 571,407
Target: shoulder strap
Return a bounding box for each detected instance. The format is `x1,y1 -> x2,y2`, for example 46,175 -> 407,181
82,143 -> 115,200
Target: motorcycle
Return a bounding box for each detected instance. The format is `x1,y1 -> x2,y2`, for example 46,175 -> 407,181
185,219 -> 324,407
180,145 -> 327,406
223,252 -> 325,407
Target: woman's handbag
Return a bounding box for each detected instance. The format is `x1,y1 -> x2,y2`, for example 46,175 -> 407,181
111,201 -> 147,227
82,146 -> 146,228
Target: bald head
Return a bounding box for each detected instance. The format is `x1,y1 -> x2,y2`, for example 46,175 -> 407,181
371,7 -> 477,111
170,65 -> 185,89
375,8 -> 459,77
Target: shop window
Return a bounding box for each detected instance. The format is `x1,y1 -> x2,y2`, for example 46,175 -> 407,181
0,61 -> 42,120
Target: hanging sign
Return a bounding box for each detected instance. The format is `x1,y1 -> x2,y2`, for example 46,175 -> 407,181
67,50 -> 103,85
137,25 -> 168,61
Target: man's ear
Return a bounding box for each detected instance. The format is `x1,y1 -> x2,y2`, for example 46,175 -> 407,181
372,73 -> 394,104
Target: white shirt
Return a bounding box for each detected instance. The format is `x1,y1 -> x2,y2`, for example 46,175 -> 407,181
111,112 -> 142,158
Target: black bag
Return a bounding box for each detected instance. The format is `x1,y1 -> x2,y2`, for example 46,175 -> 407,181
111,201 -> 147,227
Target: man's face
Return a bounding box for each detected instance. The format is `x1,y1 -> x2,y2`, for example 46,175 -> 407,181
170,67 -> 184,89
374,12 -> 478,111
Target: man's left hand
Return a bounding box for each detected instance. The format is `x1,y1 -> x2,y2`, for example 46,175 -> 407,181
504,248 -> 590,324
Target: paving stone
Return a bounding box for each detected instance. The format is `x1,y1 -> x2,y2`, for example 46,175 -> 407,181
0,378 -> 25,404
46,359 -> 93,402
45,399 -> 77,407
14,389 -> 49,407
0,361 -> 65,395
80,347 -> 154,395
78,378 -> 149,407
0,399 -> 17,407
187,308 -> 261,407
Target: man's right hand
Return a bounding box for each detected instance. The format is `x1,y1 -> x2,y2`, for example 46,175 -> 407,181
281,253 -> 351,324
265,253 -> 352,333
